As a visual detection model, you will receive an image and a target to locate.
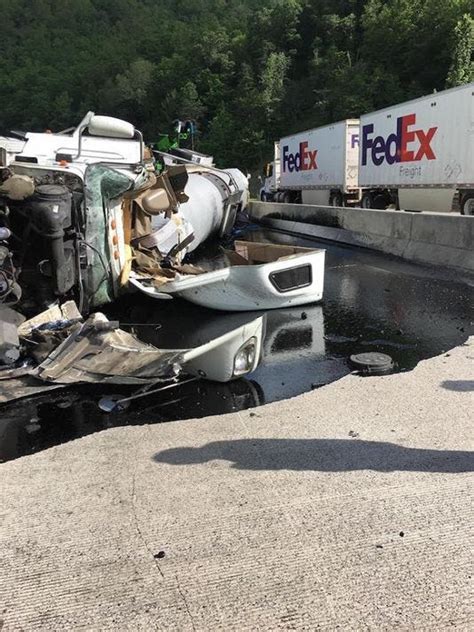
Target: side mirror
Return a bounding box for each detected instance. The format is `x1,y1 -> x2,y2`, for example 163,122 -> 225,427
73,112 -> 143,163
88,115 -> 135,139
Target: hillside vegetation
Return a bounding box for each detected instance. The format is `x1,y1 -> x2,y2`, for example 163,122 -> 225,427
0,0 -> 472,170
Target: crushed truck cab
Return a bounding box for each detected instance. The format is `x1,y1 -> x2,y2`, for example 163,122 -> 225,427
0,112 -> 249,316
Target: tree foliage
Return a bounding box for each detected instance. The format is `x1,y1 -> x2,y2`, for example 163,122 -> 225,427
446,13 -> 474,87
0,0 -> 471,170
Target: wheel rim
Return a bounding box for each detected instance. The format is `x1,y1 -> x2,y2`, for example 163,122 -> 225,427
362,196 -> 371,209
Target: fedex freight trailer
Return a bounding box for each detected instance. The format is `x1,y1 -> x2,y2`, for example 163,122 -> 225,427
260,120 -> 360,206
358,82 -> 474,214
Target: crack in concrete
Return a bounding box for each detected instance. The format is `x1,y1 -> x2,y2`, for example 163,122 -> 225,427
130,441 -> 164,580
129,431 -> 195,630
174,574 -> 197,632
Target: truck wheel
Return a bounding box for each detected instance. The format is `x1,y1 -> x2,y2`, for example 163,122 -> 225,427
461,193 -> 474,215
361,193 -> 373,209
260,191 -> 267,202
329,192 -> 343,207
282,191 -> 291,204
373,193 -> 389,210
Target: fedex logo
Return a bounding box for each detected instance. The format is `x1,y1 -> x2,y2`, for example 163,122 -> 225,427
362,114 -> 437,166
282,142 -> 318,173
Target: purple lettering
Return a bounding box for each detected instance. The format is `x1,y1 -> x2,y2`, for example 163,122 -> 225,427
385,133 -> 399,165
372,137 -> 385,166
361,124 -> 374,166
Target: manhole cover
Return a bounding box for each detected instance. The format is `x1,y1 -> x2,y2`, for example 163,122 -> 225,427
349,352 -> 394,375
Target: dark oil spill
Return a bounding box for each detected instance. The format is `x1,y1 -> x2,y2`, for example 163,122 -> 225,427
1,228 -> 473,462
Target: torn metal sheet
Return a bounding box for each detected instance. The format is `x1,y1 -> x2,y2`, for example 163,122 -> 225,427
35,313 -> 183,385
18,301 -> 82,337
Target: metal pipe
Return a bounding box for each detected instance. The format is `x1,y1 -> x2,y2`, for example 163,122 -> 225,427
113,376 -> 199,407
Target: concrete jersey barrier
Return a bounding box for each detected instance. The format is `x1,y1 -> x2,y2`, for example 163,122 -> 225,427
249,202 -> 474,275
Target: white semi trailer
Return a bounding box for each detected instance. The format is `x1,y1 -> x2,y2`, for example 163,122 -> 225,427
260,120 -> 360,207
358,82 -> 474,214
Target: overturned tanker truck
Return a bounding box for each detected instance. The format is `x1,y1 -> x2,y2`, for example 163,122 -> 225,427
0,113 -> 268,399
0,113 -> 324,403
0,112 -> 248,315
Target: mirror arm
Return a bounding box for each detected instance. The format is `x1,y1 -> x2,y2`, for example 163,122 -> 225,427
135,129 -> 144,163
73,112 -> 94,161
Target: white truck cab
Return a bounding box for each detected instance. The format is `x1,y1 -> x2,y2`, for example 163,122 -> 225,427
260,142 -> 281,202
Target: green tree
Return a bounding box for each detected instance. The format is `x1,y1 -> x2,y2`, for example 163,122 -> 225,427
446,13 -> 474,87
260,52 -> 291,120
0,0 -> 470,173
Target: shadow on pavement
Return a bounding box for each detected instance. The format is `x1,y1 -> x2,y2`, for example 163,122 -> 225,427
441,380 -> 474,392
153,439 -> 474,473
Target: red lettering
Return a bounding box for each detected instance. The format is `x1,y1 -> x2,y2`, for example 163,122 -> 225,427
414,127 -> 437,160
308,149 -> 318,169
300,141 -> 309,170
400,114 -> 416,162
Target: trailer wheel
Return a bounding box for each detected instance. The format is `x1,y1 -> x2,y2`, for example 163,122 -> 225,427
461,193 -> 474,215
329,192 -> 343,208
361,193 -> 373,209
373,193 -> 389,209
282,191 -> 291,204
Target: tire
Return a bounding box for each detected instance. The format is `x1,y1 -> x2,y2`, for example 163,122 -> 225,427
373,193 -> 389,210
281,191 -> 291,204
260,191 -> 267,202
360,192 -> 373,209
329,191 -> 343,207
461,193 -> 474,215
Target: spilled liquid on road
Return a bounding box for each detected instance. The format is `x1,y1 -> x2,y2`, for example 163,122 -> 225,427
1,229 -> 473,461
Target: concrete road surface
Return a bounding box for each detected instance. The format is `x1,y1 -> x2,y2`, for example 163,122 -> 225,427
1,339 -> 473,630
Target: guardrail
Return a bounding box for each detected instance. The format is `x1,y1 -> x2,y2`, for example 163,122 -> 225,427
249,202 -> 474,274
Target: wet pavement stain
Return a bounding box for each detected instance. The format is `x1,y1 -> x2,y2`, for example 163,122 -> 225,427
1,228 -> 473,462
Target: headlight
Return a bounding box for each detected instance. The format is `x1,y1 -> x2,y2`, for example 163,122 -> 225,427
233,337 -> 257,376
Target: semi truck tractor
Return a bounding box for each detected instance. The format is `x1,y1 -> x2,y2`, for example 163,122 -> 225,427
358,82 -> 474,214
260,142 -> 280,202
260,119 -> 360,207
